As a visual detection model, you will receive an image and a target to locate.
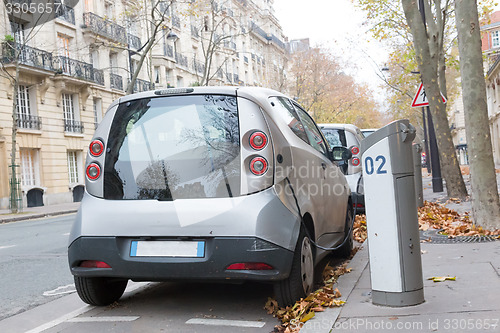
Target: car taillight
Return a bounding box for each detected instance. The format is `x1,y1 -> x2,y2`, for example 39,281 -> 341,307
86,163 -> 101,180
351,146 -> 359,155
249,132 -> 267,150
89,140 -> 104,157
352,157 -> 360,167
80,260 -> 111,268
250,157 -> 268,175
226,263 -> 274,270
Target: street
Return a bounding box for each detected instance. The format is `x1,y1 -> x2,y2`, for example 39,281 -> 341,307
0,214 -> 75,320
0,214 -> 281,332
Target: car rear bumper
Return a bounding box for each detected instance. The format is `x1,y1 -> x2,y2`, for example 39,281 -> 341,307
69,236 -> 294,281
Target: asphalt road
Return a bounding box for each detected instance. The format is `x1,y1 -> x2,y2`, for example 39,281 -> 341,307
0,214 -> 76,320
0,214 -> 282,332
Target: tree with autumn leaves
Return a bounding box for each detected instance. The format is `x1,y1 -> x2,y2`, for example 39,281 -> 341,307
287,46 -> 384,129
354,0 -> 500,229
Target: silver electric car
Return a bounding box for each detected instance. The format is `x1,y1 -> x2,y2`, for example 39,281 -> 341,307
69,87 -> 352,307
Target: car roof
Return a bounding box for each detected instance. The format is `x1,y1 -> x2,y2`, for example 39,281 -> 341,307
111,86 -> 288,109
318,123 -> 361,133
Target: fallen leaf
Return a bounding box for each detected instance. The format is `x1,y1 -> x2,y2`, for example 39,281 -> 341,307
428,276 -> 456,282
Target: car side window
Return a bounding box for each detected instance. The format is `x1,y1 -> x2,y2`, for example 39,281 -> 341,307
292,103 -> 328,155
270,97 -> 309,144
322,128 -> 347,148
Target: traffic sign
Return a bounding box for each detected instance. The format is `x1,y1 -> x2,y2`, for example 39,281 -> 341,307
411,83 -> 447,108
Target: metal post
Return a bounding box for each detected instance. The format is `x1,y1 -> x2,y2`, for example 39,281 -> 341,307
426,106 -> 443,192
422,107 -> 431,173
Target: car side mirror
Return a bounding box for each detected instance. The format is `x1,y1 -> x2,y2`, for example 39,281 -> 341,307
331,146 -> 352,162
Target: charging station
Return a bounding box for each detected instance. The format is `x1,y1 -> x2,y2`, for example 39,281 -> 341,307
361,120 -> 424,307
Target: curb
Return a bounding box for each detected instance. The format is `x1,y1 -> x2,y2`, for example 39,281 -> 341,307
300,243 -> 369,333
0,210 -> 78,224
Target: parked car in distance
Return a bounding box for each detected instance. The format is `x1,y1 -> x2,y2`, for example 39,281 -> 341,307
69,87 -> 354,308
319,123 -> 365,213
361,128 -> 378,137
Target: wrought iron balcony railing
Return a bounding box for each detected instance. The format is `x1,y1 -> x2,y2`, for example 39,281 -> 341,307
193,59 -> 205,74
16,114 -> 42,130
110,73 -> 123,90
83,12 -> 128,45
131,78 -> 153,93
54,56 -> 104,85
128,33 -> 142,50
1,42 -> 53,72
250,22 -> 268,40
270,34 -> 286,50
64,119 -> 84,133
175,52 -> 188,68
172,15 -> 181,29
56,4 -> 75,24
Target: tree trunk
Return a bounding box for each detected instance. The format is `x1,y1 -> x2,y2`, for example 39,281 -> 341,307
454,0 -> 500,229
10,52 -> 21,213
402,0 -> 468,199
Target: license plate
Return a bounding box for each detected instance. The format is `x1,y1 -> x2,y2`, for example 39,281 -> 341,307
130,240 -> 205,258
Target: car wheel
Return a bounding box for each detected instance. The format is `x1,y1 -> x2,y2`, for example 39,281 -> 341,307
74,276 -> 128,306
336,207 -> 353,258
274,228 -> 314,307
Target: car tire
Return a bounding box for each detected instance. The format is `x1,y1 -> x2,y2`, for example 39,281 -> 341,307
274,228 -> 314,307
74,276 -> 128,306
336,207 -> 354,258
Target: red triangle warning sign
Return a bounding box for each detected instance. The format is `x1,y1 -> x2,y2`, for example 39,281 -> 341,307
411,83 -> 447,108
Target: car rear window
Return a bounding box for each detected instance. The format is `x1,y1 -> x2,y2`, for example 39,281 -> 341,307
103,95 -> 240,200
321,128 -> 347,148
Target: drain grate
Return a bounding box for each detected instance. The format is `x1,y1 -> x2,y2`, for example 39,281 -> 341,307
420,229 -> 500,244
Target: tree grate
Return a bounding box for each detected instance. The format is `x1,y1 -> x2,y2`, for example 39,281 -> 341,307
420,229 -> 500,244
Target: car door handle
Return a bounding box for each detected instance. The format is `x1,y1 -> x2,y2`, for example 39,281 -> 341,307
321,162 -> 327,170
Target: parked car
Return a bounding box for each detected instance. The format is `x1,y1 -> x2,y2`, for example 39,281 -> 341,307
69,87 -> 353,307
319,123 -> 365,213
361,128 -> 378,137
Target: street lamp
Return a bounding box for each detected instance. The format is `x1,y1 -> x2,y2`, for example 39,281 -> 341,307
417,0 -> 443,192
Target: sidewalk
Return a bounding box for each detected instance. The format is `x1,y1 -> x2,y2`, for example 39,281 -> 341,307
0,202 -> 80,224
301,172 -> 500,333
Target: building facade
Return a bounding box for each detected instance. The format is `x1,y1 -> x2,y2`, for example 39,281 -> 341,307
0,0 -> 289,209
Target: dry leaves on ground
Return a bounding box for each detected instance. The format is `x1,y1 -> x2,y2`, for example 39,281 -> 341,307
418,201 -> 500,238
265,263 -> 351,333
353,201 -> 500,242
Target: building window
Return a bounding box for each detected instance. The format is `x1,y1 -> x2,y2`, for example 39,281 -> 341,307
16,85 -> 41,130
93,98 -> 102,129
58,34 -> 71,73
493,30 -> 500,48
20,149 -> 39,187
63,93 -> 83,133
154,66 -> 161,84
67,151 -> 80,184
109,52 -> 118,74
11,22 -> 25,44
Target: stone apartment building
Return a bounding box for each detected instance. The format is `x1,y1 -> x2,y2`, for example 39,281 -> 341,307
0,0 -> 289,209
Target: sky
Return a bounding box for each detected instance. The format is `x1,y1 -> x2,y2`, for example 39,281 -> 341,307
272,0 -> 389,105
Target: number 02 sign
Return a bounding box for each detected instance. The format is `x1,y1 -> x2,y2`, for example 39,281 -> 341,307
364,155 -> 388,175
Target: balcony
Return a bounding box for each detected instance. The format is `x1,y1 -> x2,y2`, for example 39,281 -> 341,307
56,4 -> 75,24
110,73 -> 123,90
250,22 -> 268,40
53,56 -> 104,85
1,42 -> 53,72
83,12 -> 128,45
270,34 -> 286,50
128,34 -> 142,50
64,119 -> 84,133
175,52 -> 188,68
131,78 -> 153,93
17,114 -> 42,130
193,59 -> 205,74
172,15 -> 181,29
